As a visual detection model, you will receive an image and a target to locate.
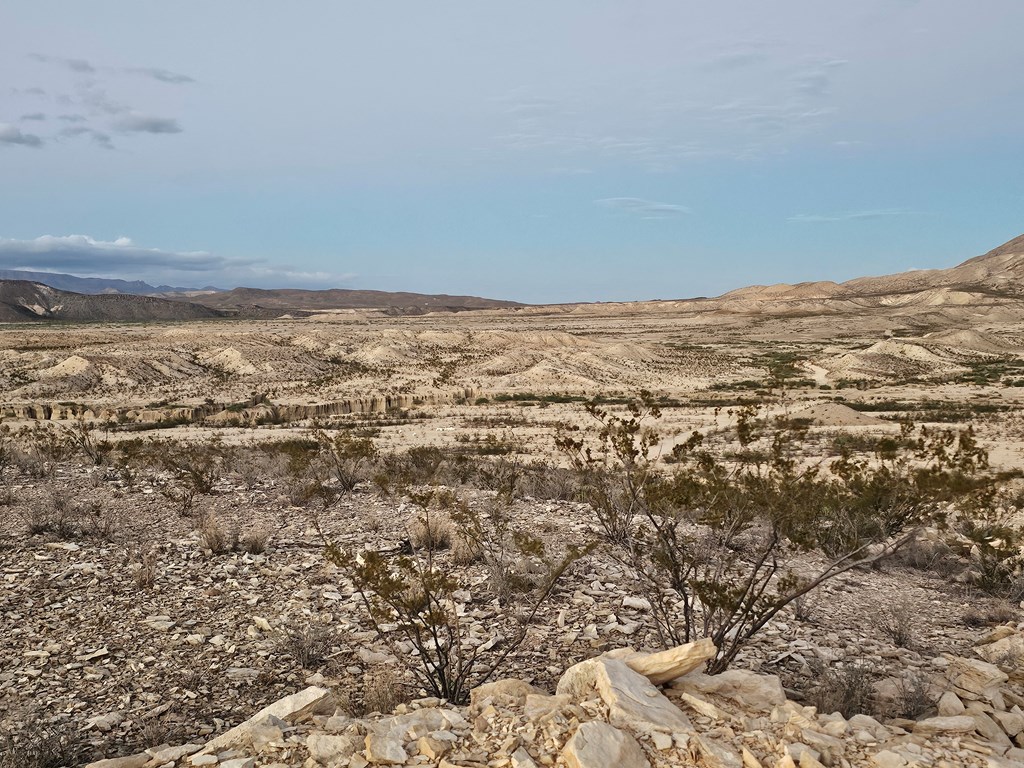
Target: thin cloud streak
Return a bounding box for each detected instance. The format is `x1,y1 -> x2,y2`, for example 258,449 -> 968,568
596,197 -> 693,219
787,209 -> 922,223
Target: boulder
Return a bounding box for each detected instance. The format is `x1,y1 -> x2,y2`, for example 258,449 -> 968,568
559,657 -> 693,737
946,657 -> 1008,700
84,756 -> 151,768
912,715 -> 978,735
562,721 -> 649,768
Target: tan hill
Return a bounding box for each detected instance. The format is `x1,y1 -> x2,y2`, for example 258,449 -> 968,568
0,280 -> 224,323
183,286 -> 525,314
707,233 -> 1024,314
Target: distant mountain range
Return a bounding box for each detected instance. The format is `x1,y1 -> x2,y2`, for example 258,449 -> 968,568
0,278 -> 524,323
3,234 -> 1024,323
0,281 -> 222,323
0,269 -> 213,296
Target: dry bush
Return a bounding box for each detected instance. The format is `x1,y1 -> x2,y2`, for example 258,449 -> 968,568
278,625 -> 336,669
888,671 -> 937,719
409,512 -> 453,552
134,547 -> 158,589
451,531 -> 483,564
361,667 -> 408,714
0,714 -> 87,768
871,601 -> 916,649
19,491 -> 80,538
199,515 -> 237,554
240,527 -> 270,554
805,662 -> 877,719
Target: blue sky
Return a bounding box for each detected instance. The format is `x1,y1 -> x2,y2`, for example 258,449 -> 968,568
1,1 -> 1022,303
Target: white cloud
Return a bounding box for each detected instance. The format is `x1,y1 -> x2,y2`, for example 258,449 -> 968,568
0,235 -> 354,289
596,197 -> 693,219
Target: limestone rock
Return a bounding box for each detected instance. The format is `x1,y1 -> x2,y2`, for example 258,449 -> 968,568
672,669 -> 786,712
622,638 -> 717,685
562,721 -> 649,768
560,656 -> 694,737
202,686 -> 333,752
364,728 -> 407,765
936,690 -> 966,716
912,715 -> 978,735
307,732 -> 359,764
947,657 -> 1008,700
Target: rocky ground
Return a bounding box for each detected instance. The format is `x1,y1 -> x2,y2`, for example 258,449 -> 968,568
1,451 -> 1020,766
75,629 -> 1024,768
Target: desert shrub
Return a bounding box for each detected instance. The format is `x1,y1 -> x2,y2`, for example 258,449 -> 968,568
62,417 -> 113,466
278,625 -> 336,669
559,393 -> 1003,673
11,424 -> 73,478
325,491 -> 587,703
408,497 -> 454,552
871,601 -> 916,649
18,491 -> 101,539
150,437 -> 226,494
557,396 -> 660,543
199,515 -> 237,554
361,667 -> 408,714
888,671 -> 937,719
805,662 -> 877,719
240,527 -> 270,554
0,714 -> 87,768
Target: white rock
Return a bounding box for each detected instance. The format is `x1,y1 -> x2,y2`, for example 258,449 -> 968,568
201,687 -> 333,752
562,721 -> 649,768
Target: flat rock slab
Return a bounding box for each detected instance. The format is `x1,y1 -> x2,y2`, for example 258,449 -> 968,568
201,686 -> 333,752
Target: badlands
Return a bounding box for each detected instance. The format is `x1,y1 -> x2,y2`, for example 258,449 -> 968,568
6,235 -> 1024,767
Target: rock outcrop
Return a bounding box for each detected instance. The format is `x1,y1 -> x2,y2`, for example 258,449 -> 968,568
85,631 -> 1024,768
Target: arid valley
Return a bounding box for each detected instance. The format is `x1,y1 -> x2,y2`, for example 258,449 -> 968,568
5,236 -> 1024,767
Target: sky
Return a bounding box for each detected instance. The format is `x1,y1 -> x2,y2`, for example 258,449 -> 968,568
1,1 -> 1023,303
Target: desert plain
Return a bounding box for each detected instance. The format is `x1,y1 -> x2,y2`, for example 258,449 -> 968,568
6,236 -> 1024,767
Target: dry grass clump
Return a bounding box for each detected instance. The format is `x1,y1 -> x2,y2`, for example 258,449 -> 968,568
451,530 -> 483,564
805,662 -> 876,719
888,671 -> 937,719
0,714 -> 87,768
240,527 -> 270,554
361,667 -> 408,715
278,625 -> 336,669
871,601 -> 916,649
409,512 -> 454,552
199,514 -> 238,554
18,492 -> 118,541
